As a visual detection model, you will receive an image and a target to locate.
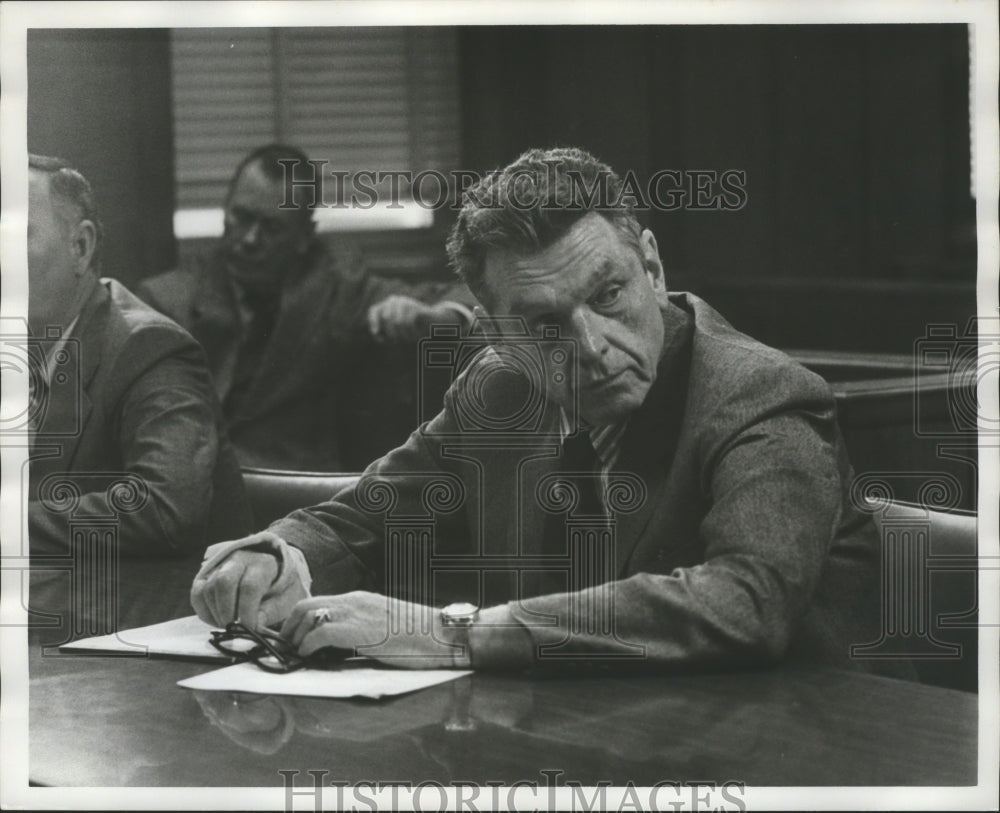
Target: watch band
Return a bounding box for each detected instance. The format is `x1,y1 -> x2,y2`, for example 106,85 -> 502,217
440,602 -> 479,668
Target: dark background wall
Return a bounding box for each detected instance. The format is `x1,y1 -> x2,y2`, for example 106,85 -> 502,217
458,24 -> 976,353
27,25 -> 975,353
27,29 -> 176,288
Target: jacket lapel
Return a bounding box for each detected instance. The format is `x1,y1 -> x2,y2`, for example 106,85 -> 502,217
515,422 -> 566,600
610,301 -> 694,576
33,283 -> 107,480
231,244 -> 337,420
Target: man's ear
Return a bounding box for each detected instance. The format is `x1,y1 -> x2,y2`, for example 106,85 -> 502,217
71,219 -> 98,275
640,228 -> 668,302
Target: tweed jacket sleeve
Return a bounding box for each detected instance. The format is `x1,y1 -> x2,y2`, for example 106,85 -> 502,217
269,297 -> 874,671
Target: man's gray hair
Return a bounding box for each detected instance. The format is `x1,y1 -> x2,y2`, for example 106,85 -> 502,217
446,147 -> 643,299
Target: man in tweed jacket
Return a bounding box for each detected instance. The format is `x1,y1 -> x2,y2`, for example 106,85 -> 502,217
192,147 -> 896,677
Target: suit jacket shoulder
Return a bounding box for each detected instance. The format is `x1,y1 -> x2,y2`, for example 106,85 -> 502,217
682,292 -> 831,407
98,278 -> 209,399
674,293 -> 836,461
30,278 -> 251,556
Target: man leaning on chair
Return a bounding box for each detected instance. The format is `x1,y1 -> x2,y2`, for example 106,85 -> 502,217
191,146 -> 911,679
137,144 -> 475,472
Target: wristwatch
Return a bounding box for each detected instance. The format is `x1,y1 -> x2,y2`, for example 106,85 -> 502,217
439,602 -> 479,668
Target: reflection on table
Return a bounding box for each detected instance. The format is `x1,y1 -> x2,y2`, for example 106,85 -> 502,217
25,552 -> 978,787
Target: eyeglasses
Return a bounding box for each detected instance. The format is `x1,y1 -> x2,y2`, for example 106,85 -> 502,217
209,621 -> 347,674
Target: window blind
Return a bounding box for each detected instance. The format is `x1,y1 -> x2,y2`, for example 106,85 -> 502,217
171,27 -> 461,211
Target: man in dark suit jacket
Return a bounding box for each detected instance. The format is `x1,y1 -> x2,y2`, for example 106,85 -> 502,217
137,144 -> 473,471
27,155 -> 250,558
191,147 -> 896,677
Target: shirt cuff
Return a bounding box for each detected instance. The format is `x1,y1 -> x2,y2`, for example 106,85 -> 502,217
468,603 -> 535,670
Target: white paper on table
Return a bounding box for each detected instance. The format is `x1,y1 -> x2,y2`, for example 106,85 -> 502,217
59,615 -> 227,660
177,660 -> 471,699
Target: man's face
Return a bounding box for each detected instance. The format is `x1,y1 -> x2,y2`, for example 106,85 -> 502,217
221,162 -> 313,294
27,170 -> 81,333
480,213 -> 669,426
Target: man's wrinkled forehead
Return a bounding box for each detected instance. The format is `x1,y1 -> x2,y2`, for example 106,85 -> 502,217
480,213 -> 635,312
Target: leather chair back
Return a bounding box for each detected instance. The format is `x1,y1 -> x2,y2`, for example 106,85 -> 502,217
871,501 -> 979,693
241,468 -> 360,528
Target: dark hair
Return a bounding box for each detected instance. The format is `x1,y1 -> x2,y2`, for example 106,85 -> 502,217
28,153 -> 104,271
226,143 -> 314,223
446,147 -> 643,298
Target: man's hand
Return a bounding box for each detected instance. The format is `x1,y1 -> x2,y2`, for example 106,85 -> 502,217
366,295 -> 462,343
190,532 -> 308,629
280,592 -> 463,669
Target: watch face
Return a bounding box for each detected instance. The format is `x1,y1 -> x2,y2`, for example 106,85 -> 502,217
443,602 -> 479,623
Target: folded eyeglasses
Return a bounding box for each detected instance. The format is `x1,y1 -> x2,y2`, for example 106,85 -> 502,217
210,621 -> 347,673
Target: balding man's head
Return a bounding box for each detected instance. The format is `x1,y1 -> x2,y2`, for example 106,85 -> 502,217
27,155 -> 101,333
28,154 -> 103,272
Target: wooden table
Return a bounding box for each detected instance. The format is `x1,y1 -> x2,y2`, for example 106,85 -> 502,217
24,556 -> 981,789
